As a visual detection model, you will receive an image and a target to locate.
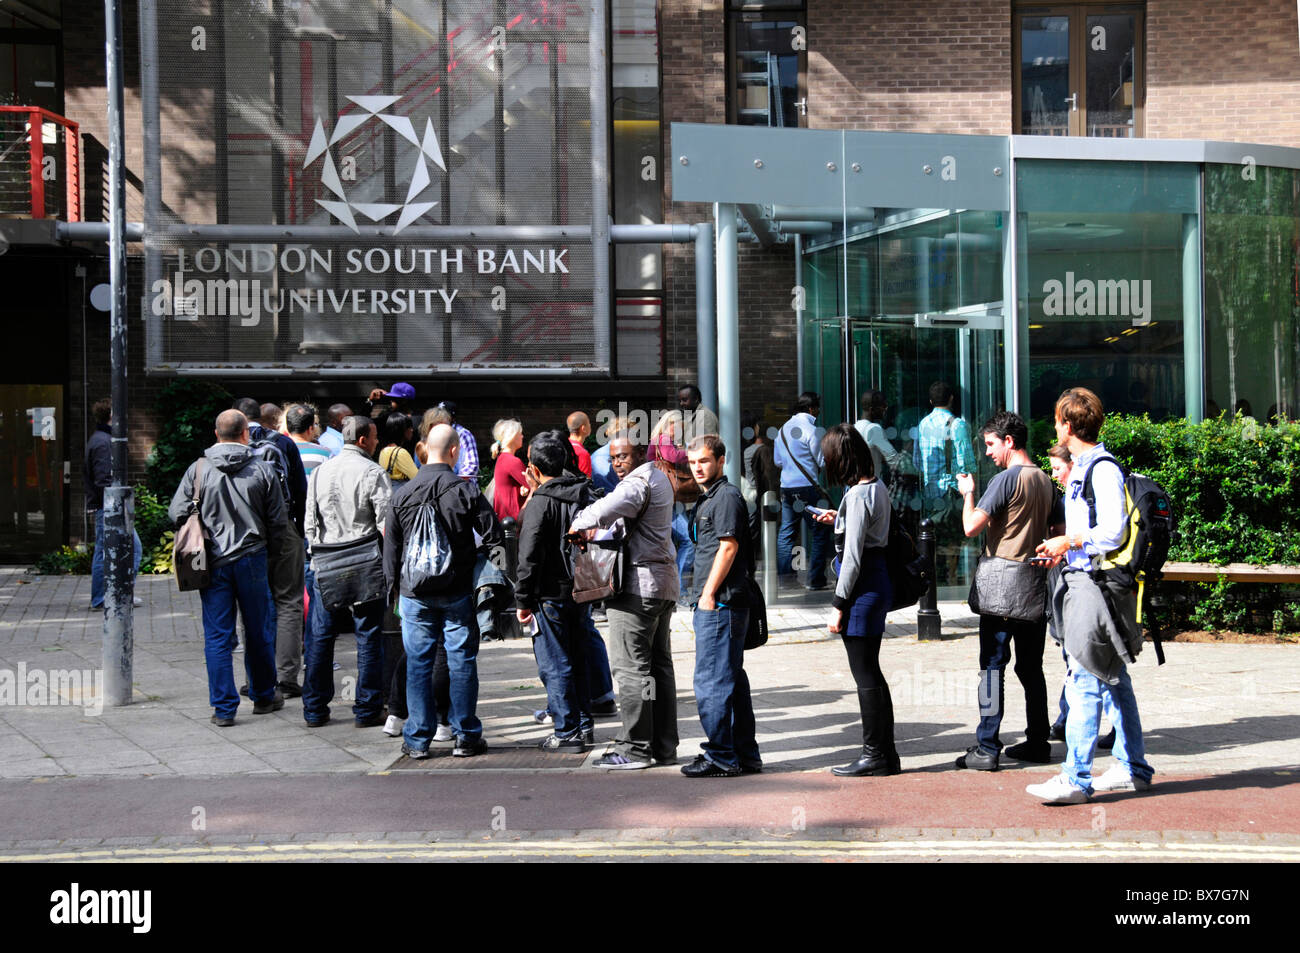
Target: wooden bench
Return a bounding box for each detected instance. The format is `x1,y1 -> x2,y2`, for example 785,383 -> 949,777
1160,562 -> 1300,584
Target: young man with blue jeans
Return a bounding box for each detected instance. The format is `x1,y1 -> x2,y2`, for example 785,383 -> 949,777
682,435 -> 760,778
1030,387 -> 1155,803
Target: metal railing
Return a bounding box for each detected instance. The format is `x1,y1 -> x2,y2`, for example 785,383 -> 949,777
0,106 -> 81,221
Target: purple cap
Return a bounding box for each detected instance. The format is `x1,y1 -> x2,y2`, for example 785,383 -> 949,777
383,382 -> 416,400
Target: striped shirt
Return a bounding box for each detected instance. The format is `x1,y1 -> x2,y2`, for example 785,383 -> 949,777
293,439 -> 331,475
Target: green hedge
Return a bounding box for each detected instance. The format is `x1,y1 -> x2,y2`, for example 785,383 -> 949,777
1095,413 -> 1300,633
143,380 -> 233,498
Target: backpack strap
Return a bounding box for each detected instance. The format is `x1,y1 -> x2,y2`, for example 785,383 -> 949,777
191,458 -> 205,508
779,421 -> 830,498
1081,452 -> 1124,529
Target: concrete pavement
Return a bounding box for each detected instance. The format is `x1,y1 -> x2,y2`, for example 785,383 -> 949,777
1,566 -> 1297,860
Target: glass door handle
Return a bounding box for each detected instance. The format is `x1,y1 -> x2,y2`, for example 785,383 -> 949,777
1064,92 -> 1078,111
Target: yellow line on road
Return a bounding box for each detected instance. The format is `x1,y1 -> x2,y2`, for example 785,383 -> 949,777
6,838 -> 1299,863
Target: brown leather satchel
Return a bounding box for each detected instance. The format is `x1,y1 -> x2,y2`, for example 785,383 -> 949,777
652,457 -> 701,504
173,458 -> 212,591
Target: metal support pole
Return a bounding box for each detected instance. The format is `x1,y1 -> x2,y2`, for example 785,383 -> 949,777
794,234 -> 804,393
1182,212 -> 1203,422
694,222 -> 716,416
916,518 -> 941,640
139,0 -> 162,368
103,0 -> 134,707
715,203 -> 741,487
589,0 -> 611,371
761,490 -> 779,606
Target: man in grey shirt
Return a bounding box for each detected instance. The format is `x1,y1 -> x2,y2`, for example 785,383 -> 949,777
570,430 -> 679,769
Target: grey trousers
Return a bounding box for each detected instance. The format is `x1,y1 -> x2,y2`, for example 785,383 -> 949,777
268,523 -> 305,686
605,593 -> 677,762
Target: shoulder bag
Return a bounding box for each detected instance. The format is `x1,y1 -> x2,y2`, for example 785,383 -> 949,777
173,459 -> 212,591
570,478 -> 652,603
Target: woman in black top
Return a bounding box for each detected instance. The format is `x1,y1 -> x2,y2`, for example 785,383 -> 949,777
816,424 -> 901,777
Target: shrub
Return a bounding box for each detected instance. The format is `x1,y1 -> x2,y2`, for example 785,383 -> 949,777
1096,413 -> 1300,634
143,380 -> 233,498
133,484 -> 175,574
31,545 -> 93,575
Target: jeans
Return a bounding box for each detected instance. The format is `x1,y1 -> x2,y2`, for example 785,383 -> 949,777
199,550 -> 276,718
303,577 -> 386,724
777,485 -> 829,587
399,591 -> 480,751
692,605 -> 759,771
531,599 -> 592,738
606,593 -> 678,762
974,614 -> 1049,755
1061,652 -> 1155,792
671,508 -> 694,594
583,607 -> 615,705
89,508 -> 142,608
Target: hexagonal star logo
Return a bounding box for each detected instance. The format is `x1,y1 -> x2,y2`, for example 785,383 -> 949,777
303,94 -> 446,234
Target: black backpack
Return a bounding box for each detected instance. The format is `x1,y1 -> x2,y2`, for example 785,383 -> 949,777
248,423 -> 293,507
885,512 -> 929,611
1081,454 -> 1174,589
1082,454 -> 1175,664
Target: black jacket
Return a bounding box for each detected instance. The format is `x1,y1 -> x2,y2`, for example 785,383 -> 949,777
248,422 -> 308,535
383,463 -> 502,598
514,473 -> 596,611
84,425 -> 112,510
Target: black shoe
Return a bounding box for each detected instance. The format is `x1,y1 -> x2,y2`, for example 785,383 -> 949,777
401,743 -> 430,760
582,729 -> 596,746
304,714 -> 330,728
252,691 -> 285,714
210,714 -> 235,727
277,681 -> 303,699
680,755 -> 740,778
652,754 -> 679,766
955,745 -> 1000,771
1004,740 -> 1053,763
453,735 -> 488,758
539,734 -> 586,753
1098,728 -> 1116,750
832,749 -> 900,777
739,762 -> 763,775
355,712 -> 386,728
1048,722 -> 1066,742
239,684 -> 250,697
589,700 -> 618,717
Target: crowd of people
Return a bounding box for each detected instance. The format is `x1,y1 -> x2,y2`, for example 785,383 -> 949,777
117,378 -> 1156,798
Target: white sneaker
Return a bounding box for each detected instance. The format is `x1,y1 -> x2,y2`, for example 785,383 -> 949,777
382,715 -> 403,737
1093,764 -> 1152,793
1025,774 -> 1091,804
433,724 -> 454,742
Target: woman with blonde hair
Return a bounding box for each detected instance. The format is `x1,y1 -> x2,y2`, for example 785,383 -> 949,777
491,418 -> 528,522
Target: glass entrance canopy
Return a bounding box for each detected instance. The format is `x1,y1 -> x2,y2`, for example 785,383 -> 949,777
672,123 -> 1300,595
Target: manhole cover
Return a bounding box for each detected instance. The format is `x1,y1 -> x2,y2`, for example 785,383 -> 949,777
390,744 -> 589,770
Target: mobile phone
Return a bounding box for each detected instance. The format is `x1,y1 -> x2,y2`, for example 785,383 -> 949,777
1029,555 -> 1053,565
806,505 -> 835,518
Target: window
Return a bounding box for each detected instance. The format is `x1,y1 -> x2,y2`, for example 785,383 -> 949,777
1014,4 -> 1144,137
727,1 -> 805,128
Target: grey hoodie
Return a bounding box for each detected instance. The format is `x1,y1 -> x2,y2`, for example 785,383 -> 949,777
168,442 -> 289,569
1047,567 -> 1143,684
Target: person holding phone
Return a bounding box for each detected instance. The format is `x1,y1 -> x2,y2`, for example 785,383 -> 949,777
954,411 -> 1057,772
815,424 -> 900,777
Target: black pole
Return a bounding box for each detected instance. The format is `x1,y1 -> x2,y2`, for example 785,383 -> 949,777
916,518 -> 941,640
103,0 -> 134,706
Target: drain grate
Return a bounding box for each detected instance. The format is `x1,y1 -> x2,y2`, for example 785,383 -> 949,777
390,744 -> 589,770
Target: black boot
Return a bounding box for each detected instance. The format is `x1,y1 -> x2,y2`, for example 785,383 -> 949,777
832,687 -> 900,777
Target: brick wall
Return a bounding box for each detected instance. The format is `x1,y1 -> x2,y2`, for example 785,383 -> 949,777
1146,0 -> 1300,146
807,0 -> 1012,134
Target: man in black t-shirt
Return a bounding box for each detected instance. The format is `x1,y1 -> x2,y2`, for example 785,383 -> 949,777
682,435 -> 761,778
954,411 -> 1056,771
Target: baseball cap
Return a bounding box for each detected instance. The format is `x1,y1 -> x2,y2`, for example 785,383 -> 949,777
383,382 -> 416,400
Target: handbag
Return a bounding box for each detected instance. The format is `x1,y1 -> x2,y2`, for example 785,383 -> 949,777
312,531 -> 387,611
968,554 -> 1047,622
173,458 -> 212,592
570,478 -> 652,604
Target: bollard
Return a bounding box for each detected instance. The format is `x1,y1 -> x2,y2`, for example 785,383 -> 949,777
916,517 -> 942,640
761,490 -> 780,605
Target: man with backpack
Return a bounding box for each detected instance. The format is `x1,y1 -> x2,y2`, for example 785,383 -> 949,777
383,423 -> 502,759
1029,387 -> 1156,803
235,397 -> 308,698
168,409 -> 288,726
514,432 -> 599,753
